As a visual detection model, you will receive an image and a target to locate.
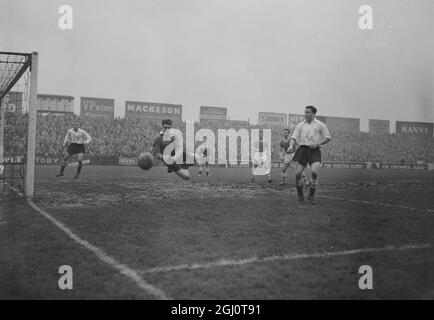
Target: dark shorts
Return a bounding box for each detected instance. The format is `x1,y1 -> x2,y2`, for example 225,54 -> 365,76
164,151 -> 193,173
293,146 -> 321,167
67,143 -> 85,155
166,162 -> 183,173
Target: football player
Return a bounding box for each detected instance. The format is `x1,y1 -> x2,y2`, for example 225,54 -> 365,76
251,129 -> 272,183
288,106 -> 332,204
57,120 -> 92,179
152,119 -> 192,180
197,144 -> 210,176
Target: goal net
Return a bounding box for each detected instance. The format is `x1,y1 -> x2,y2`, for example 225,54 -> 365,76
0,52 -> 38,197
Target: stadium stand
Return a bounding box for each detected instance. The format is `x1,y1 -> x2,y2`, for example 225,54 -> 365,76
3,112 -> 433,164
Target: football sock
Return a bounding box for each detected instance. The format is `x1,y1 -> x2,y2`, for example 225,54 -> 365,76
60,164 -> 66,175
77,161 -> 82,176
309,178 -> 318,197
296,177 -> 304,196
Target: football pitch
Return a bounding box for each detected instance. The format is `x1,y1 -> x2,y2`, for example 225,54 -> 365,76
1,165 -> 434,299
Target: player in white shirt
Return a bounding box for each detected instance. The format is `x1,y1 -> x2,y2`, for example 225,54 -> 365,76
251,129 -> 272,183
56,120 -> 92,179
197,144 -> 210,176
288,106 -> 332,204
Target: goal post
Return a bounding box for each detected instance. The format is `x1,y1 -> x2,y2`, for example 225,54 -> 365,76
0,51 -> 38,198
25,52 -> 38,198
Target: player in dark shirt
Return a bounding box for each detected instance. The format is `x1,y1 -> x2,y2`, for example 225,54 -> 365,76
279,128 -> 292,185
279,128 -> 309,187
152,119 -> 191,180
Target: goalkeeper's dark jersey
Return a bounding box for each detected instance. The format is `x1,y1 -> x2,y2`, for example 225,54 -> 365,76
151,132 -> 189,173
152,133 -> 175,157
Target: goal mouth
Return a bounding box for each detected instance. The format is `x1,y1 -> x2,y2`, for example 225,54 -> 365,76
1,51 -> 38,197
0,52 -> 32,101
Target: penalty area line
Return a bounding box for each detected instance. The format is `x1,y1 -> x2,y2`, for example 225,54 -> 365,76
5,183 -> 170,300
140,243 -> 432,275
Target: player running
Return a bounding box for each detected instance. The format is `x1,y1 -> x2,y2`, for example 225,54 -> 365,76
251,129 -> 272,183
56,120 -> 92,179
288,106 -> 331,204
279,128 -> 308,188
197,144 -> 210,177
152,119 -> 192,181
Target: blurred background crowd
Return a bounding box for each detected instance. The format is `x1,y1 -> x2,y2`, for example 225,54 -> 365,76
3,112 -> 434,164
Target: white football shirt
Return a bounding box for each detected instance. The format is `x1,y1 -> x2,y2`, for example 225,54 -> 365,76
291,118 -> 332,147
64,128 -> 92,145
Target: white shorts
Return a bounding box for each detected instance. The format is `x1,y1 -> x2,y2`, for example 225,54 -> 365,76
253,152 -> 268,165
252,153 -> 271,175
283,152 -> 294,164
198,157 -> 209,166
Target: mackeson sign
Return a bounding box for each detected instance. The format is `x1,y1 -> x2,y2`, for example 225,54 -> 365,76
125,101 -> 182,120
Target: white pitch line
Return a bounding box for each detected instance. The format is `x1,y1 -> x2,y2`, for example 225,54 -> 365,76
141,243 -> 432,275
3,181 -> 170,300
25,200 -> 171,300
317,195 -> 434,213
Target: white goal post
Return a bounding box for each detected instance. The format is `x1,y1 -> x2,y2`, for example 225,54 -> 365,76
0,51 -> 38,198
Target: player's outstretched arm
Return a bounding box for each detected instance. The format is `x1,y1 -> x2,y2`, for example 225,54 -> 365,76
289,124 -> 300,153
151,138 -> 163,161
83,130 -> 92,144
288,138 -> 297,153
63,130 -> 70,147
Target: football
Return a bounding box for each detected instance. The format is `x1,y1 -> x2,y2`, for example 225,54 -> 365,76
137,152 -> 154,170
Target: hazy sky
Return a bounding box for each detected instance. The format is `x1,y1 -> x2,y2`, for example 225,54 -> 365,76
1,0 -> 434,130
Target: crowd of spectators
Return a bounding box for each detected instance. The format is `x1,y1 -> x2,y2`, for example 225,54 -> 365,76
320,131 -> 434,163
35,113 -> 160,158
2,112 -> 434,164
2,112 -> 28,158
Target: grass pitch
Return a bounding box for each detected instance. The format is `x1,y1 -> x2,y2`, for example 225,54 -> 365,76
1,165 -> 433,299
